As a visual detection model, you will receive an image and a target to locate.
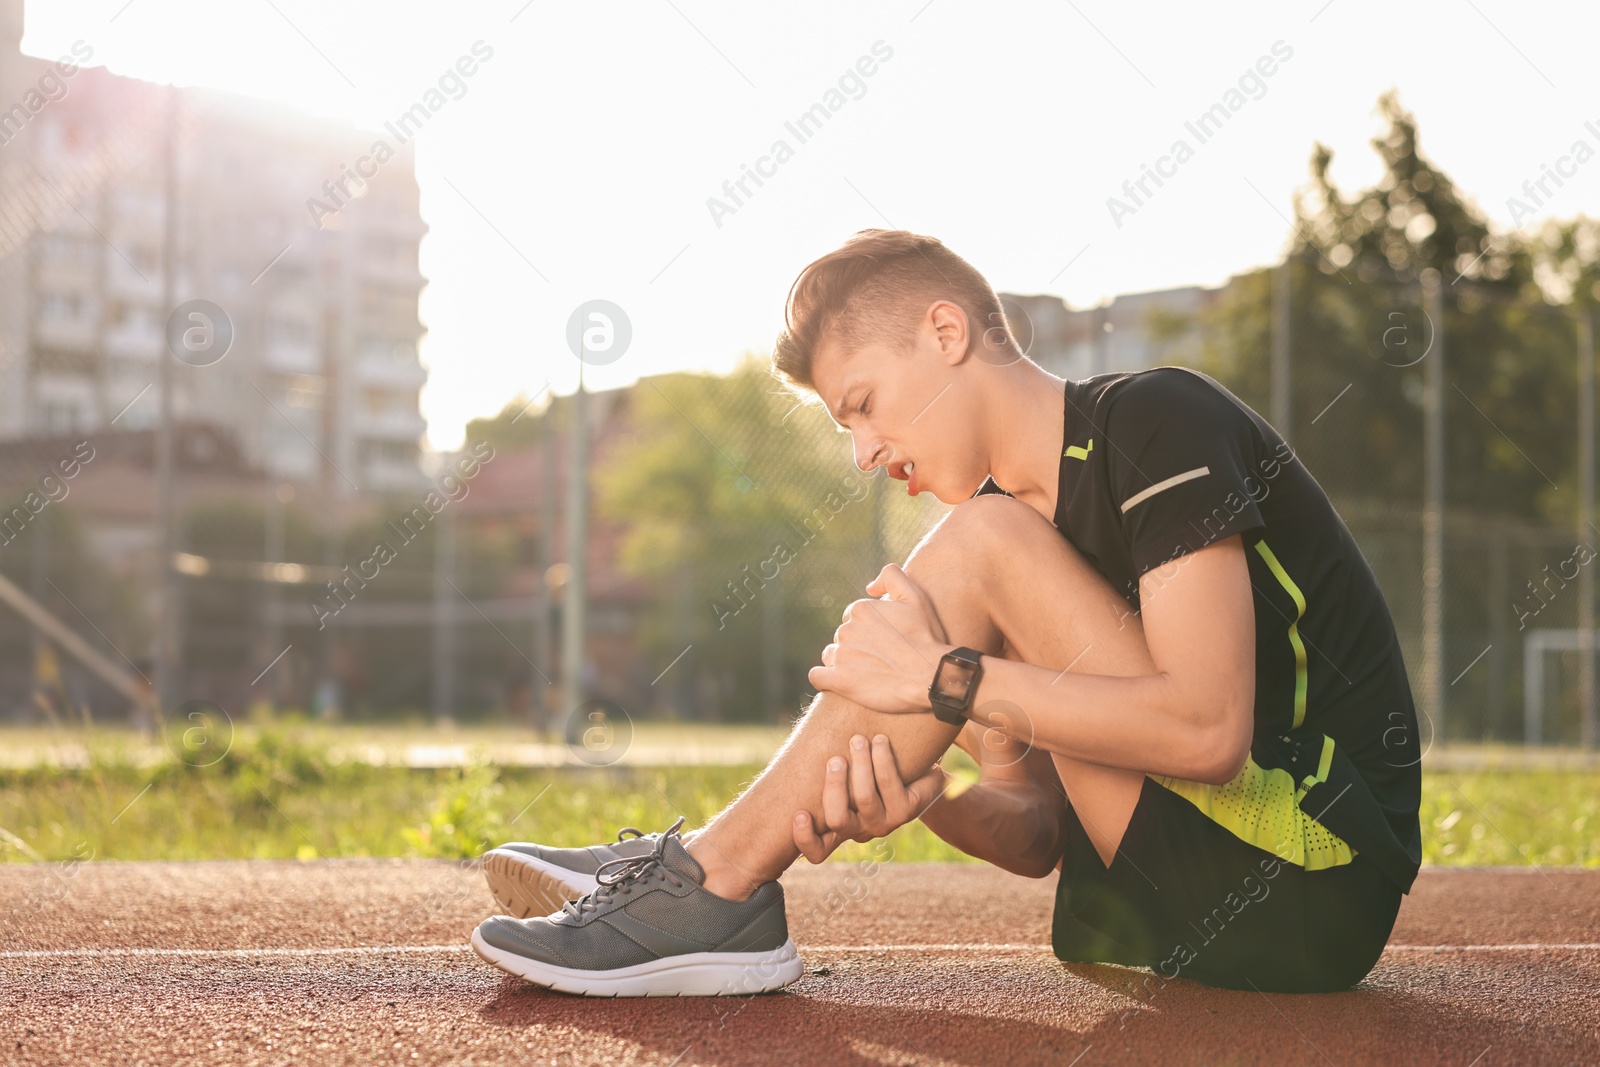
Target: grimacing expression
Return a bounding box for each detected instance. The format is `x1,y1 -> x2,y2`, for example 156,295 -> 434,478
814,331 -> 983,506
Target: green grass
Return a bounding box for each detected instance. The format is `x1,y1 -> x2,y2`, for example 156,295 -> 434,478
1,728 -> 1596,868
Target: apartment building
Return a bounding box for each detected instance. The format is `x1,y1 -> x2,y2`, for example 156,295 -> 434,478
1001,284 -> 1221,379
0,1 -> 428,495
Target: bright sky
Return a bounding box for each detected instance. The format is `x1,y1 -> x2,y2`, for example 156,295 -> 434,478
21,1 -> 1600,450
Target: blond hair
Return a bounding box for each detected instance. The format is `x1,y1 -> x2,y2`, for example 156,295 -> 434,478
770,229 -> 1010,403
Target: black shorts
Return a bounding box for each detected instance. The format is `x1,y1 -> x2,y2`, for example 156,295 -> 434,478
1051,774 -> 1403,993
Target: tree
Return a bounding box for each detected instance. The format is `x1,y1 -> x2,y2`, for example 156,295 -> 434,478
592,354 -> 935,720
1184,92 -> 1578,523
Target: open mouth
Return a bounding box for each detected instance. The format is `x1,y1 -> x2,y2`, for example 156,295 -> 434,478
889,459 -> 920,495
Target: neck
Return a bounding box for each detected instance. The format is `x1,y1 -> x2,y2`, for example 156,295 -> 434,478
984,359 -> 1067,523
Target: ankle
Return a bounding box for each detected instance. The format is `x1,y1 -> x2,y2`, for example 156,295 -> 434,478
685,839 -> 758,901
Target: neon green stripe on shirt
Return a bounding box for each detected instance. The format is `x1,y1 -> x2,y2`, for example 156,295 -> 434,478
1253,538 -> 1308,731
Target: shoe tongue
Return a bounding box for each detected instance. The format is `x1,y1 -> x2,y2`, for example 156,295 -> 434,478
658,831 -> 705,884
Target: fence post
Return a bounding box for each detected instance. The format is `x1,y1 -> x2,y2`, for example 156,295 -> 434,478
153,84 -> 180,731
1580,311 -> 1597,749
535,401 -> 557,732
432,506 -> 457,723
1421,272 -> 1446,744
563,379 -> 590,723
1272,258 -> 1291,440
1487,532 -> 1508,738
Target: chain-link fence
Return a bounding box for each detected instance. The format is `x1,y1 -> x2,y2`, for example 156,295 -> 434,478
1179,254 -> 1598,746
3,225 -> 1598,747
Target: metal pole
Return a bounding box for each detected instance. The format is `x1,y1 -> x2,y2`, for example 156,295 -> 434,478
763,565 -> 783,721
153,84 -> 179,730
264,483 -> 289,710
1272,257 -> 1292,440
534,399 -> 555,733
1487,534 -> 1508,739
1094,302 -> 1110,375
673,561 -> 693,719
1579,311 -> 1596,749
432,505 -> 457,724
30,508 -> 50,717
562,363 -> 589,729
1421,273 -> 1446,744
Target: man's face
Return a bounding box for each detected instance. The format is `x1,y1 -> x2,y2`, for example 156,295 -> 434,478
811,304 -> 986,504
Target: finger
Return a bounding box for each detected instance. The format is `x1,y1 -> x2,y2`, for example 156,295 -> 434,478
869,733 -> 906,803
875,563 -> 923,604
905,765 -> 948,816
807,664 -> 832,691
822,754 -> 851,830
793,810 -> 825,864
864,565 -> 888,596
849,734 -> 884,818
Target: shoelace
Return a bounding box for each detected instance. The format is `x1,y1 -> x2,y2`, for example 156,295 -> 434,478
561,816 -> 688,921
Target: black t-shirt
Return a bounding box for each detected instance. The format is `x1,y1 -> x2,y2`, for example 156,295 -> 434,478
973,366 -> 1423,893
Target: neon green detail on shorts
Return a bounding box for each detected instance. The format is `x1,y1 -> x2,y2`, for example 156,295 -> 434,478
1253,539 -> 1308,730
1064,438 -> 1093,460
1153,734 -> 1355,871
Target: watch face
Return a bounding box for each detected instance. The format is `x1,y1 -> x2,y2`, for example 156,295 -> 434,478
933,660 -> 976,704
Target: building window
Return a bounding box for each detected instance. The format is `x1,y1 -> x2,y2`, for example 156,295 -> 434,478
41,234 -> 96,268
40,290 -> 91,322
266,314 -> 315,347
359,286 -> 415,321
362,337 -> 416,363
360,438 -> 416,467
38,401 -> 89,435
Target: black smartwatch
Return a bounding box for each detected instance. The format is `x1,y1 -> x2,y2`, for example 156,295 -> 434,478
927,646 -> 983,725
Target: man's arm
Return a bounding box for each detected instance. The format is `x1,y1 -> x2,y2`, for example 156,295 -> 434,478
916,723 -> 1069,878
787,723 -> 1068,876
954,534 -> 1256,785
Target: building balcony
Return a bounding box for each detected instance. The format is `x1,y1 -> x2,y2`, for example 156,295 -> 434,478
360,455 -> 429,492
33,316 -> 98,352
358,258 -> 425,290
353,407 -> 427,439
105,323 -> 163,361
264,340 -> 322,375
35,259 -> 96,289
355,354 -> 427,389
106,264 -> 159,301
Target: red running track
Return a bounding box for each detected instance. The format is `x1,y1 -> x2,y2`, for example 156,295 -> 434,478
1,860 -> 1596,1065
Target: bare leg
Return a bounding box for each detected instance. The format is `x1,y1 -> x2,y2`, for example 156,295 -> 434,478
687,494 -> 1159,899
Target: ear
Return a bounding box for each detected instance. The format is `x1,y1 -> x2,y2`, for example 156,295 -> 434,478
928,300 -> 970,366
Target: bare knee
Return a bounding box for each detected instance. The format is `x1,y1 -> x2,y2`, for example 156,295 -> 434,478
903,493 -> 1047,590
897,500 -> 1027,656
912,493 -> 1046,555
905,489 -> 1153,678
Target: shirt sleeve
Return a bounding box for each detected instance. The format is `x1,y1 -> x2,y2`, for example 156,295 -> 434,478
1102,368 -> 1268,576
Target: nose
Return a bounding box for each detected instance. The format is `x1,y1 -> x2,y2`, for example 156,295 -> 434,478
853,433 -> 883,474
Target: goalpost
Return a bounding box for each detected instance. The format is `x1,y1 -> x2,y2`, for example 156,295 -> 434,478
1523,628 -> 1599,744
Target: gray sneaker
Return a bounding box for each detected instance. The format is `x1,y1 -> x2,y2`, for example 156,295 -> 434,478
481,826 -> 663,918
470,817 -> 803,997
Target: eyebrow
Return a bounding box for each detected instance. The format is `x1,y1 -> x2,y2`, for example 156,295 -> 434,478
830,380 -> 858,425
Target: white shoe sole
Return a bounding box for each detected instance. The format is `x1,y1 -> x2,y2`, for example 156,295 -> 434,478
481,849 -> 599,919
470,927 -> 805,997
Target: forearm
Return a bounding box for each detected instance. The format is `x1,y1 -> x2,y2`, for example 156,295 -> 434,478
961,655 -> 1249,784
917,766 -> 1065,878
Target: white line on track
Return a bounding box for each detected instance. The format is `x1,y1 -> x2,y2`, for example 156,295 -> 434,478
1384,943 -> 1600,952
4,942 -> 1599,961
804,943 -> 1600,953
0,945 -> 473,960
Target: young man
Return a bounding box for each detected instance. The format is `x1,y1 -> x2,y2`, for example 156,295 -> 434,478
469,229 -> 1423,998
